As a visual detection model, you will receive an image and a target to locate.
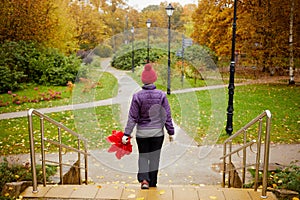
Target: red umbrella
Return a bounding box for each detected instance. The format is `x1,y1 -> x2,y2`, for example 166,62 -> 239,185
106,130 -> 132,159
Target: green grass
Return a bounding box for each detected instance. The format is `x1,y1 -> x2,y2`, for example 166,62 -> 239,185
168,84 -> 300,144
0,71 -> 121,155
0,71 -> 117,114
0,105 -> 122,155
0,69 -> 299,155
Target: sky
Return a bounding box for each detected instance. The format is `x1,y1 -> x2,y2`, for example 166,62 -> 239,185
127,0 -> 198,11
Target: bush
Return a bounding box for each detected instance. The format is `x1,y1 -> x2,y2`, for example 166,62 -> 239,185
0,41 -> 83,93
247,161 -> 300,196
111,41 -> 168,70
0,158 -> 57,193
0,66 -> 26,93
0,41 -> 37,93
93,45 -> 113,58
269,161 -> 300,194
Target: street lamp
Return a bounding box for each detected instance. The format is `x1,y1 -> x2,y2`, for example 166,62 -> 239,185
146,19 -> 152,63
225,0 -> 238,135
165,3 -> 174,95
131,26 -> 135,73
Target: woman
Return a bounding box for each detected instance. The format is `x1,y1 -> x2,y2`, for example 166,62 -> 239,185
122,63 -> 175,189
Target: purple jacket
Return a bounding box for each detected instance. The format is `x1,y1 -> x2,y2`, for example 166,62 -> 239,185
124,84 -> 174,137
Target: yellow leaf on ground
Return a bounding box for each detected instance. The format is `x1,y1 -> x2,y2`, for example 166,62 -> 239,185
159,190 -> 165,195
127,194 -> 136,198
209,196 -> 217,199
136,197 -> 144,200
97,185 -> 102,189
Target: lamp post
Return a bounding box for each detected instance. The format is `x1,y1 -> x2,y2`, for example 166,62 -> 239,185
165,3 -> 174,95
225,0 -> 238,135
131,27 -> 135,73
146,19 -> 152,63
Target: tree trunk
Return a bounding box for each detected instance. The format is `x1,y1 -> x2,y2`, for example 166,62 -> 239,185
289,0 -> 295,84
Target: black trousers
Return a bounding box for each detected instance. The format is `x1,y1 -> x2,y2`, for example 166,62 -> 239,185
136,136 -> 164,187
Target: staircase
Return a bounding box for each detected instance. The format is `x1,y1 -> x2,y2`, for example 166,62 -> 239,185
21,184 -> 278,200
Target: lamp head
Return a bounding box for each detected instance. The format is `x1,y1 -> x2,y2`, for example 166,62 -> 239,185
146,19 -> 152,28
165,3 -> 174,17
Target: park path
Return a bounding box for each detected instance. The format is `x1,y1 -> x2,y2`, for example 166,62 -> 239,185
1,58 -> 299,187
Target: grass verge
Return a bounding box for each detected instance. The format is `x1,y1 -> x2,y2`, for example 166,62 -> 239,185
168,84 -> 300,144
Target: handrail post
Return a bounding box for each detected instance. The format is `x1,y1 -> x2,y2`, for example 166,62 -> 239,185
84,141 -> 88,185
40,117 -> 46,186
254,118 -> 263,191
262,111 -> 271,198
58,127 -> 63,184
77,138 -> 82,184
242,129 -> 247,186
222,143 -> 227,187
228,142 -> 232,188
28,109 -> 38,193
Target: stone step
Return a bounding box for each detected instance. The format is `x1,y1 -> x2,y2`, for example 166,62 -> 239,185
21,184 -> 278,200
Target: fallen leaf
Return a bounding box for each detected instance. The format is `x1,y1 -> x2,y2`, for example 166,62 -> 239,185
136,198 -> 144,200
97,185 -> 102,189
209,196 -> 217,199
159,190 -> 165,195
127,194 -> 136,198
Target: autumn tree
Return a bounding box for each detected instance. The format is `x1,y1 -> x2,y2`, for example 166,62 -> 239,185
0,0 -> 77,53
192,0 -> 232,61
69,1 -> 107,50
192,0 -> 300,73
181,4 -> 197,37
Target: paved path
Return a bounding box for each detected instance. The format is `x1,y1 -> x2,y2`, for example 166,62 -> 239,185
1,58 -> 300,188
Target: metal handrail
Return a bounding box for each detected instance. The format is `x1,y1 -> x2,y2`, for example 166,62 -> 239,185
27,108 -> 89,193
221,110 -> 271,198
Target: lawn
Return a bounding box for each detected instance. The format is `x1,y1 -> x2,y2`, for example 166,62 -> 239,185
0,70 -> 299,155
168,84 -> 300,144
0,71 -> 121,155
0,106 -> 122,155
0,71 -> 118,114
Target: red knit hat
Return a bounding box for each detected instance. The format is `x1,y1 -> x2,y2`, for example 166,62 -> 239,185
141,64 -> 157,84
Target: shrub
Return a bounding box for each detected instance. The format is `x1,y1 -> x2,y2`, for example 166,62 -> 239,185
29,49 -> 82,86
0,41 -> 83,93
111,41 -> 168,70
247,161 -> 300,196
0,158 -> 58,193
269,161 -> 300,194
0,66 -> 26,93
93,45 -> 113,58
0,41 -> 37,93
